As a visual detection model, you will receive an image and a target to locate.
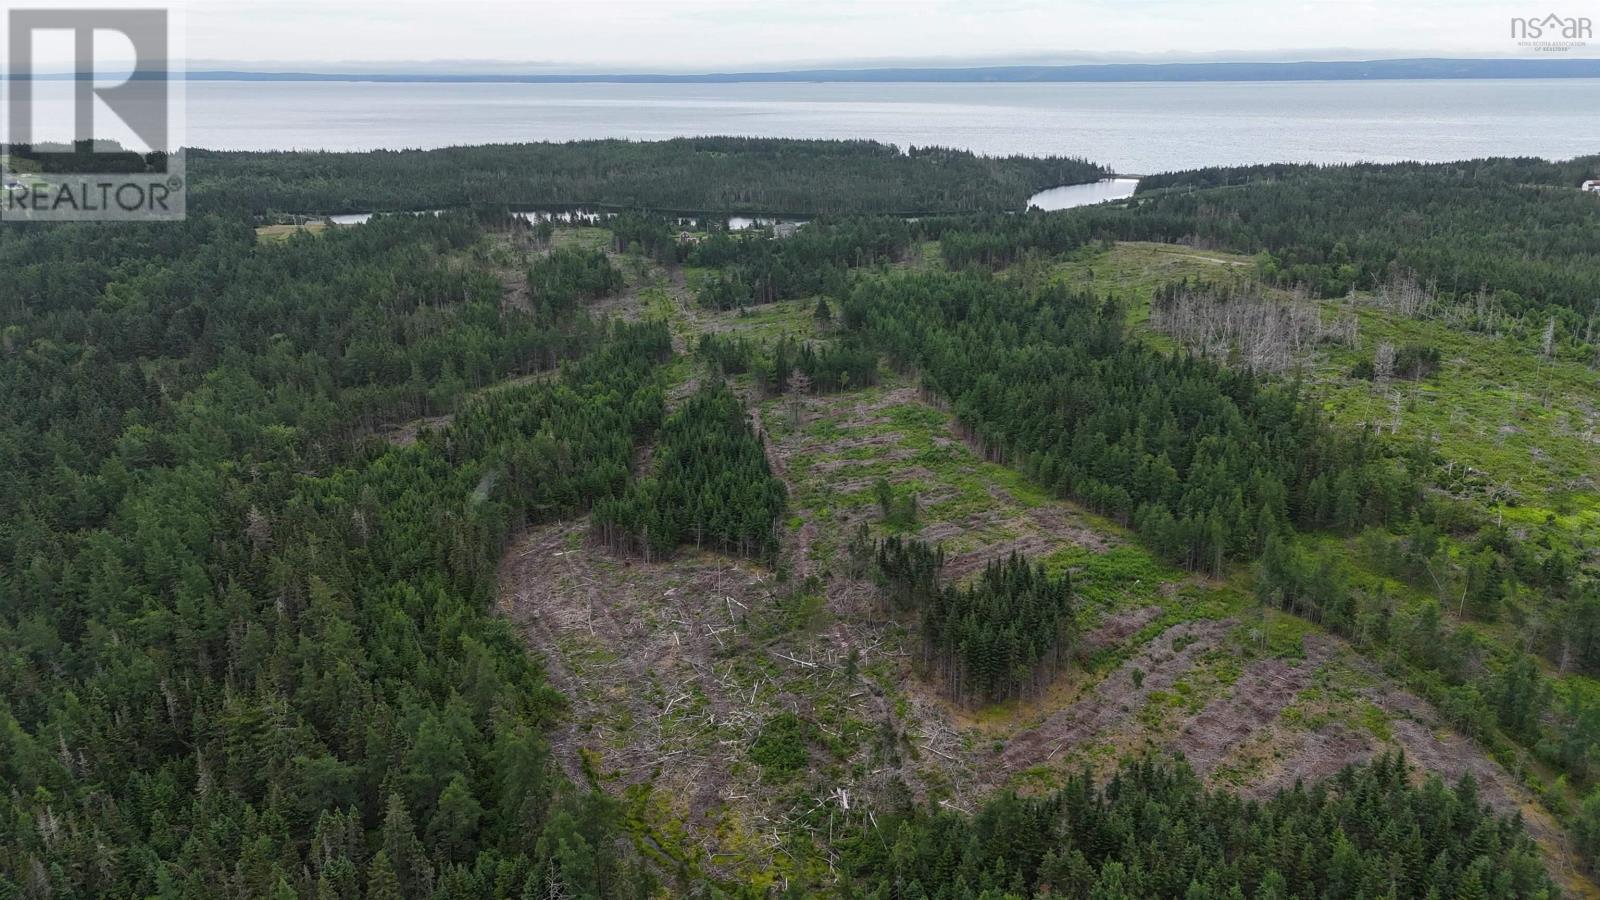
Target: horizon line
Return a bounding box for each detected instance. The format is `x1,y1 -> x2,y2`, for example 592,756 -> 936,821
15,56 -> 1600,84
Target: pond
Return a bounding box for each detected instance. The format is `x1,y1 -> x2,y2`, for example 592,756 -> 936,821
321,184 -> 1135,231
327,208 -> 800,230
1026,177 -> 1140,211
327,210 -> 444,225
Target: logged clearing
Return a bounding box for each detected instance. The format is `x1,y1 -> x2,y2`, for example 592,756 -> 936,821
492,241 -> 1592,893
254,221 -> 328,242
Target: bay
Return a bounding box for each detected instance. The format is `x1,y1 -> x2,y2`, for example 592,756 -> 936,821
183,79 -> 1600,173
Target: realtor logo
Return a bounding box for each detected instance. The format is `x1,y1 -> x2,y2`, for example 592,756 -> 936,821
1510,12 -> 1592,52
1,6 -> 186,222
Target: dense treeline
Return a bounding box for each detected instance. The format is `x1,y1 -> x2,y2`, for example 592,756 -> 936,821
1136,156 -> 1598,193
592,383 -> 786,561
922,553 -> 1077,706
844,272 -> 1419,573
1085,156 -> 1600,341
689,217 -> 913,309
608,212 -> 681,263
843,754 -> 1557,899
0,211 -> 595,481
4,140 -> 167,174
917,210 -> 1096,269
873,534 -> 946,612
0,213 -> 598,551
865,536 -> 1075,705
0,209 -> 666,897
770,336 -> 880,394
697,333 -> 763,376
696,333 -> 881,395
525,246 -> 624,322
188,138 -> 1106,217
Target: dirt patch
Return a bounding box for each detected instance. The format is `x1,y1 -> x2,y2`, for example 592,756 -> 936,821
1249,722 -> 1375,793
914,522 -> 965,543
1080,605 -> 1163,655
1369,684 -> 1581,890
808,432 -> 911,455
830,465 -> 938,495
811,449 -> 917,474
498,522 -> 743,792
1172,638 -> 1332,777
1200,638 -> 1591,896
1021,501 -> 1115,553
838,412 -> 896,429
255,222 -> 328,242
496,515 -> 938,877
378,414 -> 454,447
945,532 -> 1080,581
979,619 -> 1233,788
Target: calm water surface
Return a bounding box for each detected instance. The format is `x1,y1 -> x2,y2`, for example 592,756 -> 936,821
1028,177 -> 1141,210
185,79 -> 1600,172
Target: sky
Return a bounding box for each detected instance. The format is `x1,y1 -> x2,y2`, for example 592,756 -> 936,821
18,0 -> 1600,71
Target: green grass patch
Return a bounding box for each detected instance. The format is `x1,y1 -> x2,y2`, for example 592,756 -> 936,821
749,712 -> 818,781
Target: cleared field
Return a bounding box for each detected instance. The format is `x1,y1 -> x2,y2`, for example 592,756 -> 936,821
254,221 -> 328,242
1056,241 -> 1600,532
489,231 -> 1593,893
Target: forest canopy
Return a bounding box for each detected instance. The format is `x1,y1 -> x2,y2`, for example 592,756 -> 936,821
1082,155 -> 1600,325
845,754 -> 1557,900
187,137 -> 1107,217
1,140 -> 1591,898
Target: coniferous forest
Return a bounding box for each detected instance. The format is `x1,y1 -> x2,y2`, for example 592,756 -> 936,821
3,139 -> 1599,898
844,754 -> 1555,899
921,553 -> 1077,706
188,139 -> 1106,218
592,383 -> 786,561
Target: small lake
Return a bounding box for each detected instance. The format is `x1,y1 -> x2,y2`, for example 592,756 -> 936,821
1027,177 -> 1140,211
727,215 -> 806,231
327,208 -> 801,229
325,185 -> 1129,228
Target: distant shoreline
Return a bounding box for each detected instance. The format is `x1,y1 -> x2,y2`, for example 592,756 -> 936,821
174,57 -> 1600,84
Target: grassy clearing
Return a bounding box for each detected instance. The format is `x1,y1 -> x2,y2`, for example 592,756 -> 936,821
1051,242 -> 1595,882
1061,241 -> 1600,538
487,227 -> 1594,894
703,298 -> 822,344
1052,241 -> 1257,330
1313,303 -> 1600,529
550,225 -> 613,252
758,375 -> 1117,574
254,222 -> 328,242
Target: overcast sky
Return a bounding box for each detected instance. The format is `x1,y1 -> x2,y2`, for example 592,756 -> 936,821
26,0 -> 1600,71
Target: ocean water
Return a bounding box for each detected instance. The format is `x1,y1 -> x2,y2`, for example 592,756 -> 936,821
182,79 -> 1600,172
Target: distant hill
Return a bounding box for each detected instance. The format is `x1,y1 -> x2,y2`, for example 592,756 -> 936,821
188,57 -> 1600,83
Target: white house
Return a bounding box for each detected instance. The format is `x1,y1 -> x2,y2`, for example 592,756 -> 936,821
1584,179 -> 1600,194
